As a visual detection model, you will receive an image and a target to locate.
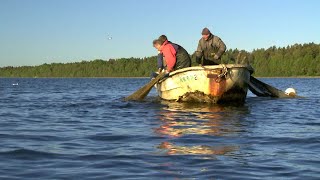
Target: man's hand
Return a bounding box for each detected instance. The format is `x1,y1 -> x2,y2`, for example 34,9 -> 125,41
195,57 -> 201,64
213,54 -> 220,60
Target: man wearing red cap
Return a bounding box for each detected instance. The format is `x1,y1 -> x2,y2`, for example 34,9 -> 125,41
195,27 -> 226,65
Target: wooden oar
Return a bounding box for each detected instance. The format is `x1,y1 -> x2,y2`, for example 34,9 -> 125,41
248,76 -> 290,98
234,53 -> 292,98
125,72 -> 167,101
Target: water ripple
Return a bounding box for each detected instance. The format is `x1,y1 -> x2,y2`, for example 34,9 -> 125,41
0,78 -> 319,179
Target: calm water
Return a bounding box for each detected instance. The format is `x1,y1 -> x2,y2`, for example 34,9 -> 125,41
0,78 -> 319,179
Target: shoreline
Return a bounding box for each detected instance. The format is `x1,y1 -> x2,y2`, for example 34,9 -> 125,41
0,77 -> 150,79
1,76 -> 320,79
255,76 -> 320,78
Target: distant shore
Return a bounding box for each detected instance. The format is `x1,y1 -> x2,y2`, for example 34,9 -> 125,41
255,76 -> 320,78
1,76 -> 320,79
0,76 -> 150,79
1,42 -> 320,78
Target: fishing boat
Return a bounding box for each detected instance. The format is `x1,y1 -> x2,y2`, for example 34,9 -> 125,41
155,64 -> 253,104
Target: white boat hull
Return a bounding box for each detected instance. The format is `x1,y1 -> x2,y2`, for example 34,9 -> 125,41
156,64 -> 251,103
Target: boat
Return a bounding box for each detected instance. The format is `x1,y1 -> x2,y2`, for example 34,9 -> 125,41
155,64 -> 253,104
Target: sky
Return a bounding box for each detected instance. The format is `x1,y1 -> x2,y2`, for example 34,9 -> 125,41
0,0 -> 319,67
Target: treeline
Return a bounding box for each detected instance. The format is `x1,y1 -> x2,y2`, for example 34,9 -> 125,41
245,42 -> 320,77
1,43 -> 320,77
0,57 -> 158,77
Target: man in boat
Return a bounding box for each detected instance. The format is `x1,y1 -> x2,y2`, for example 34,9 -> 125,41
153,40 -> 165,73
150,40 -> 165,78
153,35 -> 191,73
195,27 -> 226,65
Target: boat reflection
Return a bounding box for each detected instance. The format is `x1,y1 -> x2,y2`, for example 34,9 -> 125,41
155,102 -> 249,137
155,101 -> 250,156
158,142 -> 238,156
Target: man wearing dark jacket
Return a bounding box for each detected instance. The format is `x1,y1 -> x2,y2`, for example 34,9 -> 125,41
154,35 -> 191,72
195,28 -> 226,65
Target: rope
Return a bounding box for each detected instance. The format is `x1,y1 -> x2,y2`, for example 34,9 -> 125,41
215,64 -> 228,82
200,64 -> 229,82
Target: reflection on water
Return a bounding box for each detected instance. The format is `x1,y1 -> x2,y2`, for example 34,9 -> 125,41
155,101 -> 250,156
158,142 -> 238,156
0,78 -> 318,179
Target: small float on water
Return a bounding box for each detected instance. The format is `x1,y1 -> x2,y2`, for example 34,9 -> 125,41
155,64 -> 252,104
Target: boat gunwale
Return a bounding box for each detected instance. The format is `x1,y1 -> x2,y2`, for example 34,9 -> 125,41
166,64 -> 252,78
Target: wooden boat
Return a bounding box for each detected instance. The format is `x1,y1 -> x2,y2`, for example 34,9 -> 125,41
155,64 -> 252,104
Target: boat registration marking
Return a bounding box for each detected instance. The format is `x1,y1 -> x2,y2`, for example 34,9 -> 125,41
179,74 -> 198,83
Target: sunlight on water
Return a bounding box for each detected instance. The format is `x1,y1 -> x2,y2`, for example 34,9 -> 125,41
0,78 -> 319,179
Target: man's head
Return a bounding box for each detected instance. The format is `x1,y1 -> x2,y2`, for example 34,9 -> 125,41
153,39 -> 162,50
158,35 -> 168,44
201,27 -> 211,40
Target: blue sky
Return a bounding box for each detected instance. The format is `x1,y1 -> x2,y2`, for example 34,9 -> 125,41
0,0 -> 319,67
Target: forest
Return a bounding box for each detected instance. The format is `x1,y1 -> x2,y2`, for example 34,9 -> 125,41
0,43 -> 319,77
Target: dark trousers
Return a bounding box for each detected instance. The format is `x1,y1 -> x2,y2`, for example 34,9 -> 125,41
150,72 -> 159,78
201,59 -> 219,66
150,72 -> 169,79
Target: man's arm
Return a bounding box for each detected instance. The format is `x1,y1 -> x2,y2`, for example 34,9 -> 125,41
195,40 -> 203,64
215,37 -> 226,58
157,53 -> 164,70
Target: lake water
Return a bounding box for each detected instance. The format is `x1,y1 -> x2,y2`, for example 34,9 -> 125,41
0,78 -> 319,179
